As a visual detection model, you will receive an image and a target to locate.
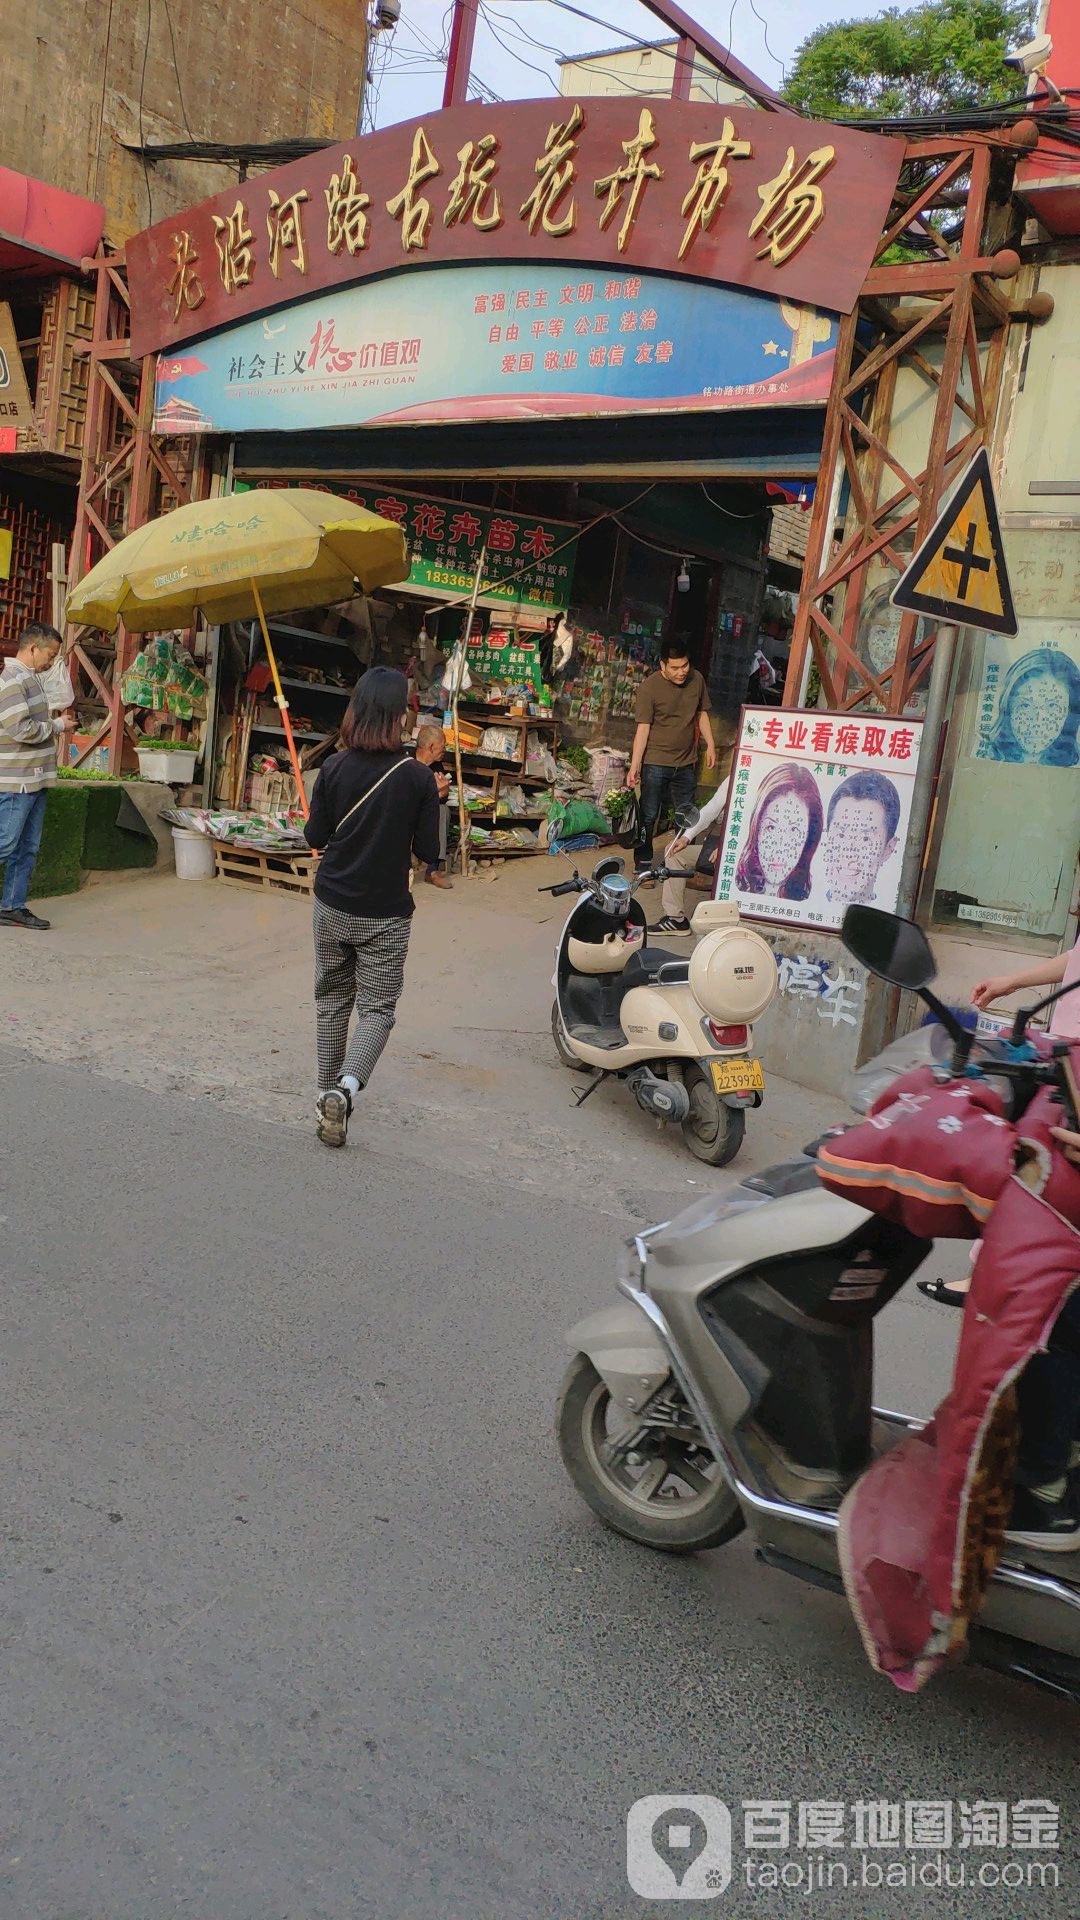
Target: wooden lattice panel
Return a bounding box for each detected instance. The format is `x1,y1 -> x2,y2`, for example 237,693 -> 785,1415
0,488 -> 68,648
17,279 -> 94,458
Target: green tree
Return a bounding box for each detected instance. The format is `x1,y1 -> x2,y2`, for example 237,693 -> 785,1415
783,0 -> 1037,120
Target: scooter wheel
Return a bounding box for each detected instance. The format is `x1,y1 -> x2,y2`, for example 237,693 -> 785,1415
681,1066 -> 746,1167
551,1001 -> 579,1070
556,1353 -> 744,1554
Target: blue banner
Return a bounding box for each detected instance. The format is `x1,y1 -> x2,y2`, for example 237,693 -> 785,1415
155,262 -> 837,435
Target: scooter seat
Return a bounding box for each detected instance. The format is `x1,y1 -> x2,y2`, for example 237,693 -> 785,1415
623,947 -> 690,988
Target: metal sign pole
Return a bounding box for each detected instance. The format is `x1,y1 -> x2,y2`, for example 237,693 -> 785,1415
894,621 -> 959,922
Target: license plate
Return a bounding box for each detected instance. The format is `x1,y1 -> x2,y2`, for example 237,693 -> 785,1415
710,1057 -> 765,1095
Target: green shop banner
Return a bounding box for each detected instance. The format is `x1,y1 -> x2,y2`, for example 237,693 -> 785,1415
246,477 -> 578,618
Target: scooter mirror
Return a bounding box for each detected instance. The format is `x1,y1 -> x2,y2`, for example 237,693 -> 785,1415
841,905 -> 937,991
673,805 -> 700,833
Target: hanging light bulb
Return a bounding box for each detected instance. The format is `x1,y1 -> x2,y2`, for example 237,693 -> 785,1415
676,558 -> 691,593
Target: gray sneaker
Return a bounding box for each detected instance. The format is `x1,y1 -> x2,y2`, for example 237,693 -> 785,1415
316,1088 -> 351,1148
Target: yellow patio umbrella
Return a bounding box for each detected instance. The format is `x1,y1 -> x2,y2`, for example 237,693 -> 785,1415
65,489 -> 409,814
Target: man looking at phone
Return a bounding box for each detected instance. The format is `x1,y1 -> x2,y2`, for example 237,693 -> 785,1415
0,623 -> 77,931
628,640 -> 715,876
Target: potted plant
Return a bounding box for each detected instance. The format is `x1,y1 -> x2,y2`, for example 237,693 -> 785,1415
602,785 -> 637,848
135,736 -> 200,785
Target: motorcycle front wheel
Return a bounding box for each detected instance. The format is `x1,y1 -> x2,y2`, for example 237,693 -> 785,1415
556,1354 -> 744,1553
681,1064 -> 746,1166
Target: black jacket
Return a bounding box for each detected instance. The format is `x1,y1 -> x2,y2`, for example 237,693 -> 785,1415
305,749 -> 440,918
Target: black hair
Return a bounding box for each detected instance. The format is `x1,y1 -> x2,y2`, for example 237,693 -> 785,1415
660,637 -> 691,665
19,622 -> 62,651
826,769 -> 901,841
340,666 -> 408,753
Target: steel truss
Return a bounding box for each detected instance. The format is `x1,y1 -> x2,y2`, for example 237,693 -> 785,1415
64,251 -> 204,771
783,128 -> 1035,713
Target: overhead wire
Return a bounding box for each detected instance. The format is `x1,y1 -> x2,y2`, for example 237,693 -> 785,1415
160,0 -> 200,140
481,0 -> 741,108
138,0 -> 154,222
544,0 -> 771,106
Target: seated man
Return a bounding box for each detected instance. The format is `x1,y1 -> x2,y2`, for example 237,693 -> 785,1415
414,722 -> 453,889
653,775 -> 729,937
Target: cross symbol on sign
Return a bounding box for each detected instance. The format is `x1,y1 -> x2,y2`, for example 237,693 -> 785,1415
942,521 -> 991,599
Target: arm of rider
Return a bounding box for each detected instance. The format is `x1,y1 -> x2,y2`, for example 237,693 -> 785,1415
1051,1126 -> 1080,1168
627,719 -> 651,791
670,776 -> 730,856
971,953 -> 1068,1010
698,707 -> 717,772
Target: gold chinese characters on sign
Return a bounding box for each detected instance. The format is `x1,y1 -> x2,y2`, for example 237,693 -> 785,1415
267,189 -> 310,277
161,110 -> 841,318
325,154 -> 371,256
750,145 -> 836,265
386,127 -> 441,252
594,109 -> 662,253
167,230 -> 205,320
520,105 -> 583,239
679,121 -> 752,259
212,201 -> 255,295
445,134 -> 503,232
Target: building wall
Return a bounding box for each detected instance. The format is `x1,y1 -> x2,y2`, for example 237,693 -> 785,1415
558,42 -> 750,107
4,0 -> 368,245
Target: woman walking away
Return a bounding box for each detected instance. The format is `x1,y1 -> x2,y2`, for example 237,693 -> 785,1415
305,667 -> 440,1147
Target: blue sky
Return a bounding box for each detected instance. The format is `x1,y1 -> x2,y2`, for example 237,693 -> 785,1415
368,0 -> 925,126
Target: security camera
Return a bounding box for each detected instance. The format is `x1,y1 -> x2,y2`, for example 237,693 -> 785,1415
1004,32 -> 1053,76
373,0 -> 400,28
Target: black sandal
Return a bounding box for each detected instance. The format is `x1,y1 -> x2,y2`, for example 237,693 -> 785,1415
917,1278 -> 969,1308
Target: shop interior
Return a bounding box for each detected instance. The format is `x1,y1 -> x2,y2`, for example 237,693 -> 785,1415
177,470 -> 786,863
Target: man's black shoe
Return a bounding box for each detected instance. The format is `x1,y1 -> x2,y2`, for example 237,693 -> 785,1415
1006,1482 -> 1080,1553
0,908 -> 51,931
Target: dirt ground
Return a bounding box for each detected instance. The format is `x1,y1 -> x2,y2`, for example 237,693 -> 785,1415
6,858 -> 836,1221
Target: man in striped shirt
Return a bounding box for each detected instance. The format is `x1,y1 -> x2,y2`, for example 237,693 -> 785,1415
0,623 -> 77,930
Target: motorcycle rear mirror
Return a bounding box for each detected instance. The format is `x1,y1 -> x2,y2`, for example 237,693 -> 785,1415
673,804 -> 700,833
841,906 -> 936,991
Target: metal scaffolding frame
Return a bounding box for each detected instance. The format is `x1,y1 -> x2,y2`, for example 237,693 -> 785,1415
64,250 -> 202,771
782,129 -> 1031,714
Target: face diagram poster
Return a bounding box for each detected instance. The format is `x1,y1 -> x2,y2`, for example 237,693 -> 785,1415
714,707 -> 926,931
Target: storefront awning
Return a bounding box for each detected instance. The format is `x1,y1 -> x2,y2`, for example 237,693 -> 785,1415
0,166 -> 104,280
233,408 -> 824,484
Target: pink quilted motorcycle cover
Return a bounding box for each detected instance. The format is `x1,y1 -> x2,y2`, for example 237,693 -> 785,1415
818,1065 -> 1080,1692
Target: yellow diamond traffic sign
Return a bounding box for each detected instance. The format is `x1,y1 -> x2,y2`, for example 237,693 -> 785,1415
891,447 -> 1017,636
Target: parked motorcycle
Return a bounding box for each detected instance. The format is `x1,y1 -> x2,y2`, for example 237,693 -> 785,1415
556,905 -> 1080,1698
542,854 -> 777,1166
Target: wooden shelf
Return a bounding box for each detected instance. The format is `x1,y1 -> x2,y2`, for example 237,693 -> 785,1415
251,724 -> 333,742
243,618 -> 360,653
278,676 -> 351,696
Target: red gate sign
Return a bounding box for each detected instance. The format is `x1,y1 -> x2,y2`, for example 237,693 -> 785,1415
126,99 -> 903,359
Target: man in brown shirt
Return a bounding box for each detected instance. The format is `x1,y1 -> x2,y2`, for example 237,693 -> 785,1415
628,639 -> 715,874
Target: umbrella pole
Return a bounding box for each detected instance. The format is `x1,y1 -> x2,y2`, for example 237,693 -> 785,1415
451,544 -> 486,879
251,579 -> 310,820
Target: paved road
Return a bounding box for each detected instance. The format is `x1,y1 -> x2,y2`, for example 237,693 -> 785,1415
1,1052 -> 1074,1919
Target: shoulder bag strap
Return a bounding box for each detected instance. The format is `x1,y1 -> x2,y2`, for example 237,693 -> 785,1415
327,756 -> 410,844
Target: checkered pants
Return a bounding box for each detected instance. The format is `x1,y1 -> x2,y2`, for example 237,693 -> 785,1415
313,898 -> 412,1093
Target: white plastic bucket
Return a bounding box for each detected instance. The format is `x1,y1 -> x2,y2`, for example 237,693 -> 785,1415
172,826 -> 215,880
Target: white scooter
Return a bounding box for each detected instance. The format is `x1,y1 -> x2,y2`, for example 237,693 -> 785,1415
543,855 -> 777,1166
